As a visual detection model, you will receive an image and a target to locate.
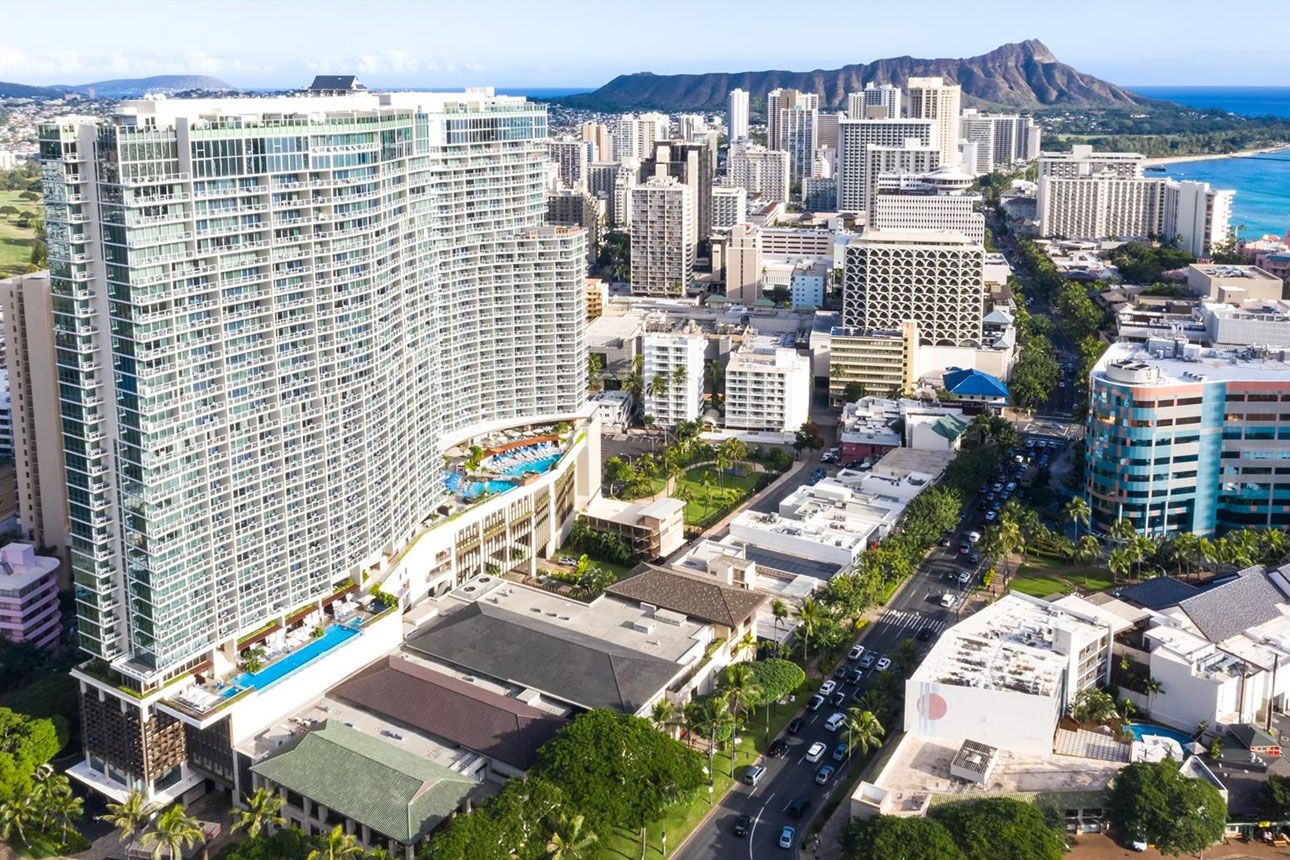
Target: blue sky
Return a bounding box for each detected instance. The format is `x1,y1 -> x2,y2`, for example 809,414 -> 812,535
4,0 -> 1288,89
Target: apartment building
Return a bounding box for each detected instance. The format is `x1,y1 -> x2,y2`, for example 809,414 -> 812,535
836,121 -> 935,213
711,185 -> 747,230
0,272 -> 68,559
726,223 -> 763,305
848,83 -> 901,120
727,141 -> 790,204
43,87 -> 595,805
642,140 -> 713,250
579,121 -> 612,163
1166,180 -> 1235,257
906,76 -> 962,166
546,188 -> 605,263
842,230 -> 985,347
959,111 -> 1041,173
1086,339 -> 1290,536
727,88 -> 749,141
1040,145 -> 1144,179
0,542 -> 61,649
790,259 -> 829,309
547,137 -> 591,190
723,333 -> 810,433
642,328 -> 707,426
767,88 -> 819,182
581,497 -> 686,559
588,160 -> 637,229
872,166 -> 985,245
760,227 -> 837,259
827,322 -> 918,402
630,176 -> 696,297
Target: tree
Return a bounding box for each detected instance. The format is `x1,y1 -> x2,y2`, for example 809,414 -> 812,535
1064,496 -> 1091,540
745,659 -> 805,705
1143,676 -> 1165,715
722,662 -> 762,729
842,380 -> 867,403
306,824 -> 364,860
793,420 -> 824,454
647,372 -> 669,401
683,695 -> 734,789
232,788 -> 285,840
1010,335 -> 1059,411
704,359 -> 724,401
671,364 -> 688,390
929,797 -> 1066,860
1109,517 -> 1138,544
650,699 -> 676,732
0,707 -> 62,805
100,789 -> 157,857
1070,687 -> 1118,725
0,796 -> 33,846
841,815 -> 966,860
844,709 -> 885,758
586,354 -> 603,394
139,804 -> 205,860
1258,772 -> 1290,819
770,598 -> 789,636
1075,534 -> 1101,566
794,597 -> 825,661
545,812 -> 597,859
1106,760 -> 1227,856
890,638 -> 920,678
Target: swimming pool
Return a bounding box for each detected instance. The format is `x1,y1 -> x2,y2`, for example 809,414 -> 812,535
444,450 -> 563,500
501,453 -> 561,476
1127,723 -> 1194,747
225,621 -> 361,696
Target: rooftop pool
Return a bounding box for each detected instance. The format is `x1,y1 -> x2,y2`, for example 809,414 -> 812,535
444,448 -> 564,500
224,620 -> 361,696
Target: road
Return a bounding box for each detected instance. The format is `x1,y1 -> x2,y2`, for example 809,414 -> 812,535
676,504 -> 987,860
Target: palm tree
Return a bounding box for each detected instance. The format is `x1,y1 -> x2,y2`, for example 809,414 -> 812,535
723,662 -> 762,727
844,708 -> 886,759
1144,676 -> 1165,716
705,359 -> 724,401
684,694 -> 735,787
713,444 -> 731,495
1064,496 -> 1091,540
546,812 -> 597,859
231,787 -> 284,840
672,364 -> 688,391
1108,518 -> 1137,545
651,699 -> 677,733
648,372 -> 670,402
1107,546 -> 1133,585
891,638 -> 920,678
732,630 -> 757,661
795,597 -> 825,662
854,689 -> 887,720
49,790 -> 84,844
307,824 -> 364,860
770,599 -> 788,637
100,789 -> 157,857
996,518 -> 1025,584
1075,535 -> 1101,566
139,804 -> 204,860
0,798 -> 33,846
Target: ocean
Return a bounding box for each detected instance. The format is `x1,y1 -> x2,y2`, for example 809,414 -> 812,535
1131,86 -> 1290,118
1154,150 -> 1290,239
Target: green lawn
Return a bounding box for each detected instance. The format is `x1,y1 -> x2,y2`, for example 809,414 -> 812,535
0,190 -> 40,278
595,687 -> 807,859
675,466 -> 762,527
1009,555 -> 1114,598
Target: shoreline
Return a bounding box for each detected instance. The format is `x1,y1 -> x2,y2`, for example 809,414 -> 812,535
1144,144 -> 1290,166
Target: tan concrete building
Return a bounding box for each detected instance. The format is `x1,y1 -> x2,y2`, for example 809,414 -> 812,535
582,496 -> 686,559
0,272 -> 68,565
726,223 -> 763,305
1185,264 -> 1283,302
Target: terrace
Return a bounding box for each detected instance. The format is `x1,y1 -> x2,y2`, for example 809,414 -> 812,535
440,423 -> 573,506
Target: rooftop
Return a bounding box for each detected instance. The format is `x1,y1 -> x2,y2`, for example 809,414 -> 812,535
1095,340 -> 1290,386
1177,565 -> 1290,645
605,566 -> 766,629
943,367 -> 1009,398
251,720 -> 477,844
1115,576 -> 1201,611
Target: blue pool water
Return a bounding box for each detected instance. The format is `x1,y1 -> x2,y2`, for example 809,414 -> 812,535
225,621 -> 360,696
1127,723 -> 1194,747
444,449 -> 563,500
501,453 -> 561,476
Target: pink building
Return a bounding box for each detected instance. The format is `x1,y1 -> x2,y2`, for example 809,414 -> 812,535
0,543 -> 61,649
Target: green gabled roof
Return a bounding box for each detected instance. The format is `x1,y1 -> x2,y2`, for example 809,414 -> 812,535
251,721 -> 477,844
931,413 -> 969,441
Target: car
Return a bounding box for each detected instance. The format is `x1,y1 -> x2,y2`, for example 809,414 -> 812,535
819,679 -> 837,697
834,664 -> 849,679
968,531 -> 982,544
832,741 -> 849,761
785,795 -> 811,819
815,764 -> 835,785
805,741 -> 827,762
939,535 -> 952,548
876,657 -> 892,672
848,644 -> 865,661
859,653 -> 876,669
968,551 -> 980,565
958,541 -> 970,555
807,694 -> 824,712
830,690 -> 847,707
991,482 -> 1003,492
1025,438 -> 1036,448
1058,380 -> 1066,388
1006,481 -> 1017,493
984,510 -> 997,523
917,626 -> 934,641
821,452 -> 839,464
733,814 -> 751,837
825,712 -> 846,731
787,717 -> 805,735
742,764 -> 766,786
845,667 -> 863,684
768,738 -> 789,758
779,825 -> 796,849
958,571 -> 971,584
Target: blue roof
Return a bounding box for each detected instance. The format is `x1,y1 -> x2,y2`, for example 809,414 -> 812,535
942,368 -> 1009,398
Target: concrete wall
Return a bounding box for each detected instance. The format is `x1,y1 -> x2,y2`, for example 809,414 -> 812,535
904,679 -> 1061,755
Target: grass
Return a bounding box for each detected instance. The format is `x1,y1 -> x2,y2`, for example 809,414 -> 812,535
1009,554 -> 1114,598
595,685 -> 808,859
0,190 -> 40,278
674,466 -> 762,528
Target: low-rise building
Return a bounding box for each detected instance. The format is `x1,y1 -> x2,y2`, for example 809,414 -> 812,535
1186,263 -> 1284,303
838,397 -> 967,460
581,496 -> 686,559
0,542 -> 60,649
790,259 -> 829,309
723,333 -> 810,433
589,390 -> 633,429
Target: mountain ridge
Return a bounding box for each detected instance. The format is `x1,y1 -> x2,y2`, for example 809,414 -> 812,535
0,75 -> 233,99
561,40 -> 1145,112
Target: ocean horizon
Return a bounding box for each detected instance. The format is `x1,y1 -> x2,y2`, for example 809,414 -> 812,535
1131,85 -> 1290,118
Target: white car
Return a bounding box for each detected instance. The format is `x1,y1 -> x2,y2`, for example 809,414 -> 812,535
876,657 -> 892,672
967,531 -> 982,545
958,571 -> 971,584
940,593 -> 957,608
848,644 -> 864,661
805,741 -> 827,762
819,679 -> 837,697
824,712 -> 846,732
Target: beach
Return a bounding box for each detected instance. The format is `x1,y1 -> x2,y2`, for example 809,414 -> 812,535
1144,145 -> 1288,166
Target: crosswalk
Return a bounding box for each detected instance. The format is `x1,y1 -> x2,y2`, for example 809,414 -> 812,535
875,609 -> 948,635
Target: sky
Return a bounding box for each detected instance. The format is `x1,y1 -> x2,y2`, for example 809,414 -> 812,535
3,0 -> 1288,90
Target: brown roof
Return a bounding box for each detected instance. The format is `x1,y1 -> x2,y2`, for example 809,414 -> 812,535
332,656 -> 565,770
605,566 -> 766,629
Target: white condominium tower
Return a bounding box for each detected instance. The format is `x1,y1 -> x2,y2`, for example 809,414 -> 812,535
959,110 -> 1041,174
727,88 -> 750,141
727,141 -> 790,203
711,185 -> 748,230
1038,144 -> 1144,179
872,165 -> 986,246
547,136 -> 591,190
40,88 -> 588,675
642,328 -> 706,426
767,88 -> 819,182
835,119 -> 935,213
906,76 -> 962,166
630,175 -> 695,296
848,83 -> 902,120
842,230 -> 985,347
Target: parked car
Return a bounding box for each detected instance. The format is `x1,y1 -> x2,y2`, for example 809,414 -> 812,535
845,667 -> 863,684
807,694 -> 824,712
958,541 -> 971,555
940,593 -> 957,608
848,644 -> 865,661
832,742 -> 849,762
824,712 -> 846,731
819,680 -> 837,697
805,741 -> 827,762
830,690 -> 847,707
768,738 -> 789,758
787,717 -> 804,734
968,551 -> 980,565
733,814 -> 751,837
742,764 -> 766,786
815,765 -> 835,785
859,653 -> 876,669
958,571 -> 971,584
984,510 -> 997,523
968,531 -> 982,544
876,657 -> 892,672
779,826 -> 796,849
1006,481 -> 1017,493
834,664 -> 849,679
786,796 -> 811,819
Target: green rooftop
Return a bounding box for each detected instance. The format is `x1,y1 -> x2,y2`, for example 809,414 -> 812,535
932,413 -> 969,441
251,720 -> 478,844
